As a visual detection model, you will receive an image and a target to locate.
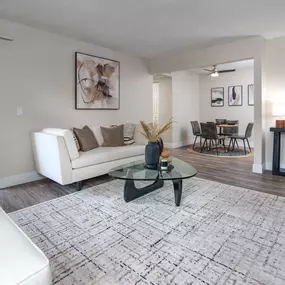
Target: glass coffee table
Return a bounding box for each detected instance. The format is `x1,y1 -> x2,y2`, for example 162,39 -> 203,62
108,157 -> 197,206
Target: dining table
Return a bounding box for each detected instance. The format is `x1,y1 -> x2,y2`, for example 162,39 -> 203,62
216,124 -> 239,135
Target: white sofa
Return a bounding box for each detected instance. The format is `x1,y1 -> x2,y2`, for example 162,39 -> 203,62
32,126 -> 145,190
0,207 -> 52,285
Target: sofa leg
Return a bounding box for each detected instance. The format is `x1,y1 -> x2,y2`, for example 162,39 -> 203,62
76,181 -> 83,191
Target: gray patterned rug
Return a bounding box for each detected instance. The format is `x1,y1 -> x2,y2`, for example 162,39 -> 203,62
190,147 -> 252,157
9,178 -> 285,285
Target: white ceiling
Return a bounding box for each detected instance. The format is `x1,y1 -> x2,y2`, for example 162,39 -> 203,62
1,0 -> 285,58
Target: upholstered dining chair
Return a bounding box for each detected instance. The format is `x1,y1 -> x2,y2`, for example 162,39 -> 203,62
228,123 -> 254,155
223,120 -> 239,136
215,119 -> 227,125
200,122 -> 226,155
190,121 -> 202,149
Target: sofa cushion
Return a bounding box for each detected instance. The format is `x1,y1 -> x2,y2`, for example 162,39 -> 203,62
90,126 -> 105,146
101,125 -> 124,147
73,126 -> 98,152
42,128 -> 79,160
72,145 -> 145,169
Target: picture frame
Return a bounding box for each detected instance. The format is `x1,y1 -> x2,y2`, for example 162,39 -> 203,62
75,52 -> 120,110
248,84 -> 254,106
211,87 -> 224,107
228,85 -> 243,106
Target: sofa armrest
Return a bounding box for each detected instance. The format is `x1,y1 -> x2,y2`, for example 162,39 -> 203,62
31,132 -> 73,185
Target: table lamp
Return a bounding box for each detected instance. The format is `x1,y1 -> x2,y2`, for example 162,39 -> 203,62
272,103 -> 285,128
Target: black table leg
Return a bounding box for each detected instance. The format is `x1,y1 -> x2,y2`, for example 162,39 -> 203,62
173,179 -> 183,206
76,181 -> 83,191
124,179 -> 164,202
272,131 -> 281,175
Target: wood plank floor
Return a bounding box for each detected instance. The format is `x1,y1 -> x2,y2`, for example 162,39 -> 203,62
1,146 -> 285,213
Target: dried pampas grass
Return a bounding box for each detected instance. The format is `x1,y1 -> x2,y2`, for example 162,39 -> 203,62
140,118 -> 173,142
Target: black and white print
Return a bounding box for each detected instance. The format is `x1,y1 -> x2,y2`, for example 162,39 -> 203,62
248,84 -> 254,106
228,85 -> 243,106
211,87 -> 224,107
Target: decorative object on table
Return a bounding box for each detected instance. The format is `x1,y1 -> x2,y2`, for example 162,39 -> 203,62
160,159 -> 169,171
140,119 -> 173,169
160,147 -> 171,171
272,103 -> 285,128
248,84 -> 254,106
211,87 -> 224,107
228,85 -> 243,106
157,137 -> 164,155
75,52 -> 120,110
161,148 -> 171,160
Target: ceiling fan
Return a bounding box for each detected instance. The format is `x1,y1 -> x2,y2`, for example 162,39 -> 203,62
204,65 -> 235,77
0,36 -> 14,42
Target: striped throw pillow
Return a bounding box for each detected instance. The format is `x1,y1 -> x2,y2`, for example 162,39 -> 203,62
123,123 -> 135,145
70,129 -> 80,151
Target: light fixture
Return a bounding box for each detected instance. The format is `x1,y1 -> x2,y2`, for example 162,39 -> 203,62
211,71 -> 219,77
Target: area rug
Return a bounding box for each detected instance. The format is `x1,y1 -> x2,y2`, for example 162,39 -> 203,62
187,146 -> 253,158
9,178 -> 285,285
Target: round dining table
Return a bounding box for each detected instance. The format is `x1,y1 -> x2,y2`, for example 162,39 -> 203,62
216,124 -> 239,135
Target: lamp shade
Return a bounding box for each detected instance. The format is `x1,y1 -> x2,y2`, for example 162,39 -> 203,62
272,104 -> 285,116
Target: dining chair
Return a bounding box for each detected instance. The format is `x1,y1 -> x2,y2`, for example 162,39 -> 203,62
215,119 -> 227,125
200,122 -> 226,155
228,123 -> 254,155
190,121 -> 202,149
223,120 -> 239,136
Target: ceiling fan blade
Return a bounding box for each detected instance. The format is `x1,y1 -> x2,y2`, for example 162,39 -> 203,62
0,36 -> 13,42
203,69 -> 213,72
218,69 -> 236,73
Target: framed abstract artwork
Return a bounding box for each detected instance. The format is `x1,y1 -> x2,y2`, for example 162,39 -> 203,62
248,84 -> 254,106
211,87 -> 224,107
228,85 -> 243,106
75,52 -> 120,110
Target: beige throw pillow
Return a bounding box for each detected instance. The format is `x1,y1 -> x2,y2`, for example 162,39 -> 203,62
101,125 -> 124,147
73,126 -> 98,152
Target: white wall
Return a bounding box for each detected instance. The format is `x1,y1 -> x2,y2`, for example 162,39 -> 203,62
158,77 -> 172,144
171,71 -> 199,147
199,68 -> 254,144
0,19 -> 153,185
265,37 -> 285,169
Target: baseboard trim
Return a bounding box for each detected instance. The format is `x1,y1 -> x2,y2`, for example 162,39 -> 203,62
252,163 -> 265,174
167,139 -> 194,149
0,171 -> 44,189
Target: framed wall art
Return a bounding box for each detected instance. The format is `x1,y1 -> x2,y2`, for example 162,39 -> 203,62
211,87 -> 224,107
228,85 -> 243,106
248,84 -> 254,106
75,52 -> 120,110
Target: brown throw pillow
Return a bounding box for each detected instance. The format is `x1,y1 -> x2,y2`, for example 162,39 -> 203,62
73,126 -> 98,152
101,125 -> 124,147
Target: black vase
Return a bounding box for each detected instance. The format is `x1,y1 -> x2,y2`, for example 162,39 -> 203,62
145,141 -> 160,169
